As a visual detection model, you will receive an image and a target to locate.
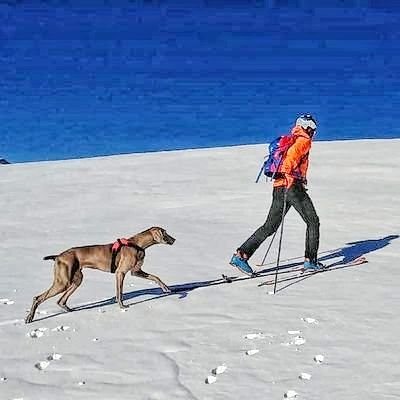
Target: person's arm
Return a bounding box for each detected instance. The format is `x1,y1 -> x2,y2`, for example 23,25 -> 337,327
279,137 -> 311,188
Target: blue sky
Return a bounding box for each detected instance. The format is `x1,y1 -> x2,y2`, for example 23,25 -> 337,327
1,2 -> 399,162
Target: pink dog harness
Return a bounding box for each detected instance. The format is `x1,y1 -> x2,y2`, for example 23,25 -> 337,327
110,238 -> 145,273
111,238 -> 130,253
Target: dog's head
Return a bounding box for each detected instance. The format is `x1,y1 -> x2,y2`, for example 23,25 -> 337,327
150,227 -> 176,245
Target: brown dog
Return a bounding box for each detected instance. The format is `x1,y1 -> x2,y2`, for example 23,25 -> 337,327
25,227 -> 175,324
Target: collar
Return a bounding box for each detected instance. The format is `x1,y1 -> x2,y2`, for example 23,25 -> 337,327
291,125 -> 311,139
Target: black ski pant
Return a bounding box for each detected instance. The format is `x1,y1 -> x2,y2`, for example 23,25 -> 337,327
239,183 -> 320,261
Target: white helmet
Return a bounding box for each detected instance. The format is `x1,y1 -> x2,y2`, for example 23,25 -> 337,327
295,114 -> 317,131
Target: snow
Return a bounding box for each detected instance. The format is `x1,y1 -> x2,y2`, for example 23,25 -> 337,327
0,139 -> 399,400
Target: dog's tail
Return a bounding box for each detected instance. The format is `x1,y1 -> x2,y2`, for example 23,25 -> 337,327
43,255 -> 58,261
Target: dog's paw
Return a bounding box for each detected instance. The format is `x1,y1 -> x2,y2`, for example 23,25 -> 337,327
58,304 -> 73,313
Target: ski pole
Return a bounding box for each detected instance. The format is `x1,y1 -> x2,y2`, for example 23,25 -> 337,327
257,230 -> 278,266
255,163 -> 264,183
273,188 -> 288,294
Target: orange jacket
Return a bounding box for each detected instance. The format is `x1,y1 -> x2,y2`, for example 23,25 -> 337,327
273,125 -> 312,188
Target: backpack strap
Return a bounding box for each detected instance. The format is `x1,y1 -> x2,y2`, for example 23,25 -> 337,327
256,134 -> 300,183
271,134 -> 298,180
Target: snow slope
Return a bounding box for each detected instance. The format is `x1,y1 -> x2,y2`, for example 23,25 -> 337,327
1,139 -> 399,400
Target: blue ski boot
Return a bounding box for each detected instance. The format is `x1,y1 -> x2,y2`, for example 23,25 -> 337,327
303,259 -> 325,270
229,251 -> 254,276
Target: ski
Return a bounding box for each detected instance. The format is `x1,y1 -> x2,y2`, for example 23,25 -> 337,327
221,273 -> 261,283
221,271 -> 263,283
257,256 -> 368,287
221,274 -> 238,283
222,266 -> 304,283
222,262 -> 308,283
255,248 -> 343,268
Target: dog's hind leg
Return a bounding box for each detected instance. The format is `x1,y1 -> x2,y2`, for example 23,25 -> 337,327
25,279 -> 70,324
57,270 -> 83,312
133,270 -> 171,293
25,261 -> 71,324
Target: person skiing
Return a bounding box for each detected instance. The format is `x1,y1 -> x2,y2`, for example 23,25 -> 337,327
230,114 -> 322,275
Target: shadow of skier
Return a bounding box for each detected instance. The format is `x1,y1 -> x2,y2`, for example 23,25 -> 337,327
273,234 -> 399,293
319,234 -> 399,266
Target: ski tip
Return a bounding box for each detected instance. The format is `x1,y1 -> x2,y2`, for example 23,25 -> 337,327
349,256 -> 368,265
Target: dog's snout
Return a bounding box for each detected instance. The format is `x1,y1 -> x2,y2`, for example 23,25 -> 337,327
164,233 -> 176,245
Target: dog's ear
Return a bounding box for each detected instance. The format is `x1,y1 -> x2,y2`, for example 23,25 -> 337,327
151,228 -> 164,243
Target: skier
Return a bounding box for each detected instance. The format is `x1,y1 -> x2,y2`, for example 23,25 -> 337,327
230,114 -> 322,275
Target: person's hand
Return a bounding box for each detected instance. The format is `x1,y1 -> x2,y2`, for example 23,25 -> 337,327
284,174 -> 295,189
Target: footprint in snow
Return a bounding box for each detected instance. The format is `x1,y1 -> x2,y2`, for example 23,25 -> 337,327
205,364 -> 227,384
52,325 -> 70,332
245,349 -> 260,355
205,375 -> 217,384
288,330 -> 302,335
0,298 -> 14,305
244,332 -> 264,340
212,365 -> 227,375
47,353 -> 62,361
35,352 -> 63,370
281,336 -> 306,347
301,317 -> 319,324
35,360 -> 50,370
294,336 -> 306,346
27,327 -> 48,338
299,372 -> 312,380
314,354 -> 324,364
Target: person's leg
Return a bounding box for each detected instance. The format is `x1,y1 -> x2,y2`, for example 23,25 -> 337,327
287,184 -> 320,263
238,187 -> 291,259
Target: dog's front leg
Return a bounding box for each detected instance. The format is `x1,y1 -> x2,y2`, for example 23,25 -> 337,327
134,270 -> 171,293
115,271 -> 128,308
